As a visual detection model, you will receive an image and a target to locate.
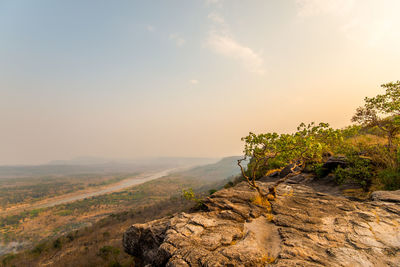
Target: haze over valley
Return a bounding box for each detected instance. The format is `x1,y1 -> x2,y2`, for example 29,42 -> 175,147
1,1 -> 400,266
0,157 -> 240,259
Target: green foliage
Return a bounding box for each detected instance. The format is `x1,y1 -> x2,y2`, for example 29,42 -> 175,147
182,188 -> 206,210
378,168 -> 400,190
341,125 -> 362,139
334,156 -> 372,190
345,81 -> 400,191
243,122 -> 342,168
239,122 -> 343,194
352,81 -> 400,151
208,189 -> 217,195
310,163 -> 326,178
182,188 -> 196,201
367,81 -> 400,115
240,102 -> 400,192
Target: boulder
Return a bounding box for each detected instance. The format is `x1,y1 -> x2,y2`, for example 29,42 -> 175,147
123,217 -> 171,266
285,174 -> 307,184
268,170 -> 280,178
279,163 -> 301,178
371,190 -> 400,203
321,156 -> 347,173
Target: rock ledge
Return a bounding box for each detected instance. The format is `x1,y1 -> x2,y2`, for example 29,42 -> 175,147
123,181 -> 400,266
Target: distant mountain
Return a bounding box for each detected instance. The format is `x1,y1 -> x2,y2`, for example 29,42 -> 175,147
177,156 -> 244,182
0,157 -> 220,179
48,156 -> 116,165
47,156 -> 219,166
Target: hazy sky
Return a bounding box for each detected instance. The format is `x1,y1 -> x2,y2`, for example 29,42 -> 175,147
1,0 -> 400,165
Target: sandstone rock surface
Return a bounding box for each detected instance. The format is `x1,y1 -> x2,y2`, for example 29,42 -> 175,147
371,189 -> 400,203
123,181 -> 400,266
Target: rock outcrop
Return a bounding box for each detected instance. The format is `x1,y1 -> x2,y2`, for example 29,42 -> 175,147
321,156 -> 348,172
371,190 -> 400,203
123,180 -> 400,266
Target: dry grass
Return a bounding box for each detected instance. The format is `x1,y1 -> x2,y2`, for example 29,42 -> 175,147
266,213 -> 274,222
252,194 -> 271,212
341,188 -> 370,200
346,134 -> 387,147
261,253 -> 276,264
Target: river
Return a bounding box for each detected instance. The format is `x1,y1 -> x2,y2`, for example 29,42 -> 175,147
0,167 -> 179,216
35,167 -> 178,209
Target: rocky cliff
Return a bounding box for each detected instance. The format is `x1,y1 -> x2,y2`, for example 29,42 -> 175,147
123,175 -> 400,266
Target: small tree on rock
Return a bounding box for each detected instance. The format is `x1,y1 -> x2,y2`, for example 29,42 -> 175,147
238,122 -> 342,199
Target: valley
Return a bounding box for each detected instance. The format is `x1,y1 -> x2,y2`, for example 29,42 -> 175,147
0,168 -> 178,216
0,157 -> 240,265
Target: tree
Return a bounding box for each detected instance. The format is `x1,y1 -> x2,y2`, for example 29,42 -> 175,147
352,81 -> 400,152
238,122 -> 342,199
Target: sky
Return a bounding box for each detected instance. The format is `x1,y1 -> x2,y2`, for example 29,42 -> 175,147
1,0 -> 400,165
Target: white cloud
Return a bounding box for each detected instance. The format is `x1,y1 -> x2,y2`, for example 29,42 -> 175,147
205,0 -> 223,7
189,79 -> 199,85
205,13 -> 265,75
208,12 -> 225,25
206,33 -> 265,75
295,0 -> 355,17
169,33 -> 186,47
146,25 -> 155,32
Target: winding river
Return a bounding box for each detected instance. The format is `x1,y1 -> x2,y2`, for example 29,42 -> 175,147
35,167 -> 177,209
0,167 -> 179,215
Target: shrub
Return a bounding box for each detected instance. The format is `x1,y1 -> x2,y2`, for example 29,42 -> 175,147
334,156 -> 372,190
53,238 -> 62,249
307,162 -> 326,178
208,189 -> 217,195
31,242 -> 47,255
182,188 -> 207,210
378,168 -> 400,190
